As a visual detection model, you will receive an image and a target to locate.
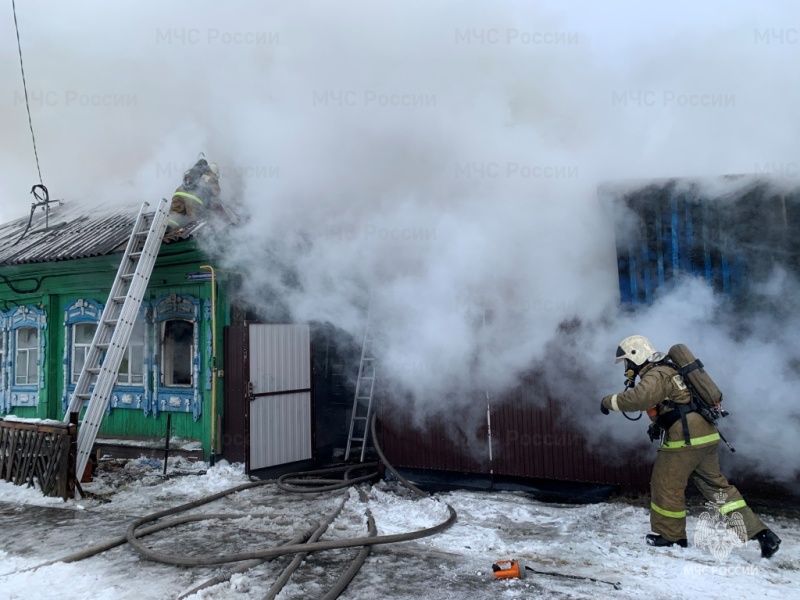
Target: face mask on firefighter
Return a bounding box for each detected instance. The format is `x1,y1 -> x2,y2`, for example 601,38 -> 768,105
624,359 -> 638,384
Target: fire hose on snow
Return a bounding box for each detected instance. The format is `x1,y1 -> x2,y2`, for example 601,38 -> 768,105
15,414 -> 456,599
10,413 -> 621,596
123,426 -> 457,567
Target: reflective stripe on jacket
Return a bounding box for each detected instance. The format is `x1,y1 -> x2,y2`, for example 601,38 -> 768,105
172,191 -> 204,205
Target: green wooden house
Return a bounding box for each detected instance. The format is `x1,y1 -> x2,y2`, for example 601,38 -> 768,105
0,199 -> 230,459
0,198 -> 357,471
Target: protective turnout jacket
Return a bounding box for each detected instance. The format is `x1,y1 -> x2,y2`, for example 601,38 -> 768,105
602,360 -> 767,543
169,160 -> 221,229
602,362 -> 719,449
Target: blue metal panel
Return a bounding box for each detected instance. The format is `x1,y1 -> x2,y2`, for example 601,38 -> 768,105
641,243 -> 651,303
702,202 -> 712,283
628,243 -> 638,302
721,232 -> 730,294
655,203 -> 665,286
613,181 -> 745,305
671,195 -> 680,274
684,200 -> 693,273
613,179 -> 800,308
662,201 -> 674,282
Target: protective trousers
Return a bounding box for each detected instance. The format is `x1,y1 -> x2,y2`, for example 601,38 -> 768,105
650,442 -> 766,542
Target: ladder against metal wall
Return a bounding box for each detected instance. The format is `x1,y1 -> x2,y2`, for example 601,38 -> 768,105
345,300 -> 376,462
64,197 -> 171,482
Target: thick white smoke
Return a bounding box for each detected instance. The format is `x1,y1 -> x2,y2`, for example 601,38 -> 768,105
1,1 -> 799,483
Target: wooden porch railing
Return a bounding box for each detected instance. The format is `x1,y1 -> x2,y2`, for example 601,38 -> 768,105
0,418 -> 76,500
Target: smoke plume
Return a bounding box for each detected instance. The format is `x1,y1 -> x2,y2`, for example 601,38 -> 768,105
1,0 -> 799,483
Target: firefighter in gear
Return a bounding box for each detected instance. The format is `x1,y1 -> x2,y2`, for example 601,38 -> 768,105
600,335 -> 781,558
167,155 -> 221,232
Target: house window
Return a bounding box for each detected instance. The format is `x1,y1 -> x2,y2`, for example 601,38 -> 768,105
118,320 -> 145,385
71,322 -> 97,384
15,326 -> 38,385
162,319 -> 193,387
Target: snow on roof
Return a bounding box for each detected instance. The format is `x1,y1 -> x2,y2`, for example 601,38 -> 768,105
0,200 -> 139,266
0,198 -> 211,267
0,415 -> 68,427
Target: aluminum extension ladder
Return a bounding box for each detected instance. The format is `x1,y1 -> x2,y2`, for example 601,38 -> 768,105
64,197 -> 170,483
345,298 -> 376,462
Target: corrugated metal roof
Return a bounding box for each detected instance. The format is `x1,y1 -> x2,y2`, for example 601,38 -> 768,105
0,200 -> 200,267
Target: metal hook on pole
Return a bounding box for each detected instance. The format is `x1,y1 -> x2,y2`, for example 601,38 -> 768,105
31,183 -> 48,204
12,184 -> 62,246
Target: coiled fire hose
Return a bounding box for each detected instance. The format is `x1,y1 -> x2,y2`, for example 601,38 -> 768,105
125,416 -> 456,565
19,414 -> 457,599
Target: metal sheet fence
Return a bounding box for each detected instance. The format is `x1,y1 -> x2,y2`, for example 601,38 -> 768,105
248,324 -> 311,394
247,324 -> 312,471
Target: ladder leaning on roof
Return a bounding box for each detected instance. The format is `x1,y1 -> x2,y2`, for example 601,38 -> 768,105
64,197 -> 171,484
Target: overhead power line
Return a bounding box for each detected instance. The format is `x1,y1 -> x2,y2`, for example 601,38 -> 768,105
11,0 -> 44,185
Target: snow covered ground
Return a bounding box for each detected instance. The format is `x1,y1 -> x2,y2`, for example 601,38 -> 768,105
0,457 -> 797,599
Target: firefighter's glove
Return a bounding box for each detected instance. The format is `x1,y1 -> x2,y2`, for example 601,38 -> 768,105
600,400 -> 610,415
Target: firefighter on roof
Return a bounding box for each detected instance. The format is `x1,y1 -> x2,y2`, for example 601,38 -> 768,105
600,335 -> 780,558
168,154 -> 221,232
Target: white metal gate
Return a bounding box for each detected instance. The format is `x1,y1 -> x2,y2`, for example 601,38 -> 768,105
248,324 -> 312,470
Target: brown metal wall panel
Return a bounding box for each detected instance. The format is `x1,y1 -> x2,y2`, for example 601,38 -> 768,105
222,325 -> 248,464
380,392 -> 652,494
490,396 -> 651,489
379,406 -> 488,474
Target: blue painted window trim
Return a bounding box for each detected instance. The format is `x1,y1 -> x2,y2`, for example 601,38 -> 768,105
62,299 -> 103,414
5,306 -> 46,411
0,313 -> 8,413
151,294 -> 203,421
61,299 -> 151,416
2,294 -> 206,422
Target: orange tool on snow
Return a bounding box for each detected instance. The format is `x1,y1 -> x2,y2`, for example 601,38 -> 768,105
491,558 -> 622,590
492,559 -> 526,579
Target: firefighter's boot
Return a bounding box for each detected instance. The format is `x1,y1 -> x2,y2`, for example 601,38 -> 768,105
646,534 -> 687,548
754,529 -> 781,558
